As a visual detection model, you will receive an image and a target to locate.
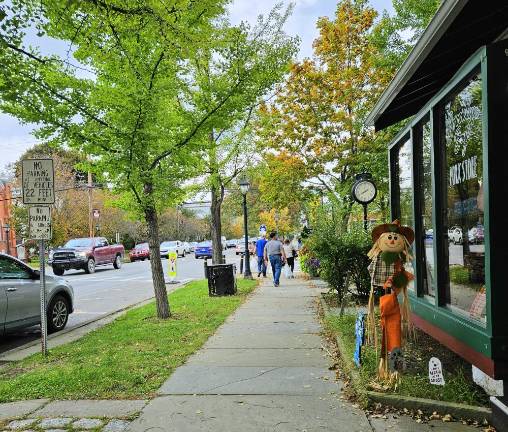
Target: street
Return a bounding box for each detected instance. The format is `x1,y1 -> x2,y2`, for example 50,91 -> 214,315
0,249 -> 246,354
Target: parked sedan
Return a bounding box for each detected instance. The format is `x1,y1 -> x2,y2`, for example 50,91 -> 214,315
129,242 -> 150,262
0,253 -> 74,334
160,240 -> 186,258
195,241 -> 212,259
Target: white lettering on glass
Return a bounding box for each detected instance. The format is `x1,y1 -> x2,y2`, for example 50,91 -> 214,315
449,155 -> 478,187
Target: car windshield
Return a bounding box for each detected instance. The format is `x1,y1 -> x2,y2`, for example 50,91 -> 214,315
64,238 -> 93,248
161,241 -> 177,247
135,243 -> 148,250
198,241 -> 211,247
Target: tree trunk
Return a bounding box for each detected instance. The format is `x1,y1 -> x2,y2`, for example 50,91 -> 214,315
210,183 -> 224,264
145,205 -> 170,319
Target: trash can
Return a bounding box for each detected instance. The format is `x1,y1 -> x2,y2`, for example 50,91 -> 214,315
207,264 -> 237,296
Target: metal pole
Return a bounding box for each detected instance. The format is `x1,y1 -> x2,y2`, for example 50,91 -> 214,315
363,204 -> 368,232
39,240 -> 48,356
243,194 -> 252,278
5,227 -> 10,256
88,171 -> 93,238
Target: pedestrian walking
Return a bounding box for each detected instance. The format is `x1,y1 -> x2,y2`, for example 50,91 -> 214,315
264,231 -> 286,287
255,234 -> 268,277
283,239 -> 296,278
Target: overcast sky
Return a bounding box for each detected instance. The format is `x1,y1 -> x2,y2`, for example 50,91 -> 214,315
0,0 -> 393,173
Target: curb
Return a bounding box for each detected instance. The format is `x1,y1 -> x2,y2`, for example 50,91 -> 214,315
0,279 -> 192,362
318,295 -> 492,423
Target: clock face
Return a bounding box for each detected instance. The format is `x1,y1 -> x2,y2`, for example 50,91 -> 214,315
354,180 -> 376,203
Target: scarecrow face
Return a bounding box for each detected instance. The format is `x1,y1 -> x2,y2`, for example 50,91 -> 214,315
378,232 -> 405,253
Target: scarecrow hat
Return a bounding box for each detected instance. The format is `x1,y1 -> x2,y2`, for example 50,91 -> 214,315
371,219 -> 415,245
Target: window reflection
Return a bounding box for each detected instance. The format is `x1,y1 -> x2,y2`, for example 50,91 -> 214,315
421,121 -> 435,297
397,138 -> 415,292
444,72 -> 486,326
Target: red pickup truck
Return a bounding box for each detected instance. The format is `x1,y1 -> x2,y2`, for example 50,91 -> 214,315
49,237 -> 125,275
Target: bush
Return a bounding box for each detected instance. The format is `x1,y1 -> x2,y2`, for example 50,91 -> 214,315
299,245 -> 320,277
449,265 -> 470,285
306,220 -> 371,312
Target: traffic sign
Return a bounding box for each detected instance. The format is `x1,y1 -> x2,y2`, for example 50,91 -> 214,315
21,159 -> 55,204
93,208 -> 100,219
28,206 -> 52,240
259,224 -> 267,234
168,251 -> 177,281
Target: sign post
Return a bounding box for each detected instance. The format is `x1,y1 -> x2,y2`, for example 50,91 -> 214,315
168,250 -> 178,283
22,159 -> 55,357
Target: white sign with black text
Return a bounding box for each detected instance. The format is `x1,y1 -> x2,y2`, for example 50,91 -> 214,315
429,357 -> 445,386
22,159 -> 55,204
29,206 -> 52,240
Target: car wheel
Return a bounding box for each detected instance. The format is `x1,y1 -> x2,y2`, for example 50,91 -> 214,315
47,294 -> 70,333
113,255 -> 122,269
52,266 -> 65,276
85,258 -> 96,274
182,250 -> 186,257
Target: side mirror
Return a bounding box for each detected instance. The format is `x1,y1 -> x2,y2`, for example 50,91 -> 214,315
32,270 -> 40,279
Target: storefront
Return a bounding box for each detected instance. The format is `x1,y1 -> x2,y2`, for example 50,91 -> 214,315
367,1 -> 508,428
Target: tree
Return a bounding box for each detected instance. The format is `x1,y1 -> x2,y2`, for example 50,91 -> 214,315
256,0 -> 393,229
191,7 -> 298,263
0,1 -> 295,318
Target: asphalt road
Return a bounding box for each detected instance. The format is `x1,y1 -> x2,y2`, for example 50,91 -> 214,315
0,249 -> 246,355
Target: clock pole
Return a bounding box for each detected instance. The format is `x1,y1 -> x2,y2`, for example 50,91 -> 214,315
363,203 -> 368,232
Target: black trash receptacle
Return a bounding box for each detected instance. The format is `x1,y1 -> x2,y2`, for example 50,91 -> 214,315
207,264 -> 237,296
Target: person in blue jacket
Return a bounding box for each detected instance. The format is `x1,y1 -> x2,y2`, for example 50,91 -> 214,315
255,234 -> 268,277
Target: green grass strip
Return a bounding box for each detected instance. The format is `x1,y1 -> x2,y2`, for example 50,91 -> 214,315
0,279 -> 257,402
325,314 -> 489,407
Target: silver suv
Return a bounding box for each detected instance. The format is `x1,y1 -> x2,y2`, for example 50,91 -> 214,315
0,253 -> 74,334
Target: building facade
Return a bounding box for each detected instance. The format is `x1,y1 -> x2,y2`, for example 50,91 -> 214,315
0,181 -> 16,256
367,1 -> 508,429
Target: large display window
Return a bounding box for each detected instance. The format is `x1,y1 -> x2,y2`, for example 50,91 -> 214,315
442,70 -> 486,326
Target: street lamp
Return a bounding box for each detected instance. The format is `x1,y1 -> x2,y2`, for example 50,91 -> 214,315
4,223 -> 10,256
238,177 -> 252,279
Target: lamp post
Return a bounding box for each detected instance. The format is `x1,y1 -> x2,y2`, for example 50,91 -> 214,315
4,223 -> 10,256
238,178 -> 252,279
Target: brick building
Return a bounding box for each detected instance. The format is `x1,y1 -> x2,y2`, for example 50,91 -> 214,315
0,181 -> 16,256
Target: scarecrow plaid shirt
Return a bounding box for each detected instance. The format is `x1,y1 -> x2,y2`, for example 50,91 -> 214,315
368,254 -> 396,288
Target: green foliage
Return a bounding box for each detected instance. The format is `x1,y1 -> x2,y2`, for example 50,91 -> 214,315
306,216 -> 371,303
449,265 -> 470,285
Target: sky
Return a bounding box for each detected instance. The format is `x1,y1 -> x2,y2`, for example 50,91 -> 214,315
0,0 -> 393,174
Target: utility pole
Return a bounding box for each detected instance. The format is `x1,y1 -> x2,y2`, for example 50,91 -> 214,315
88,171 -> 93,238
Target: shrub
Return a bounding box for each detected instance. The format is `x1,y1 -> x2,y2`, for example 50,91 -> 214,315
306,221 -> 371,313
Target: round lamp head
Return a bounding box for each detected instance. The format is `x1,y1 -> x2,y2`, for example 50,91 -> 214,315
238,178 -> 250,195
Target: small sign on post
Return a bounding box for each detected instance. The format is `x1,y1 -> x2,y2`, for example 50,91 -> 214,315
168,251 -> 178,283
22,158 -> 55,357
29,206 -> 52,240
21,159 -> 55,205
93,208 -> 100,219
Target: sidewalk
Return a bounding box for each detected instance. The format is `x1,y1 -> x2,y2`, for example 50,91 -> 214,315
127,276 -> 371,431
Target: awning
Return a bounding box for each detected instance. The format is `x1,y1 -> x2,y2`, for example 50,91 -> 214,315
367,0 -> 508,131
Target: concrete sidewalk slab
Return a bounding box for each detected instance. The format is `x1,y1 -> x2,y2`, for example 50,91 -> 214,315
34,400 -> 147,418
226,313 -> 317,323
202,333 -> 323,349
186,348 -> 327,367
0,399 -> 49,420
215,321 -> 321,334
158,366 -> 338,395
128,395 -> 371,432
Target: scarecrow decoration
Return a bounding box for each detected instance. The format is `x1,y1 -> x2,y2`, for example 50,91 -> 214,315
366,220 -> 415,381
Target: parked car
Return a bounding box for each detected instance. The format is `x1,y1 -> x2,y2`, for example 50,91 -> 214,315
182,242 -> 192,254
448,226 -> 463,244
468,225 -> 485,244
226,239 -> 237,248
49,237 -> 124,275
1,253 -> 74,334
160,240 -> 186,258
129,242 -> 150,262
195,241 -> 212,259
189,242 -> 198,252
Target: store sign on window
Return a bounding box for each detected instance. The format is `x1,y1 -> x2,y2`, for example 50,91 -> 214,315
449,155 -> 478,186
